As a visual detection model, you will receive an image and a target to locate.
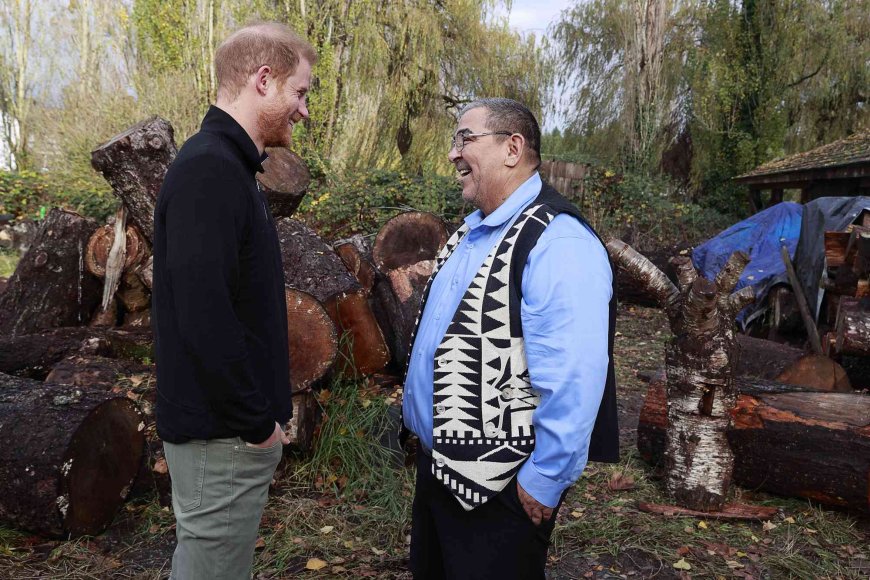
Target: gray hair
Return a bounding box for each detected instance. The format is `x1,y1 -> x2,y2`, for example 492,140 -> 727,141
460,98 -> 541,166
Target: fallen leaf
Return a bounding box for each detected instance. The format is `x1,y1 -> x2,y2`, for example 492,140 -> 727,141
726,560 -> 744,569
371,547 -> 386,556
570,510 -> 584,518
306,558 -> 327,571
673,558 -> 691,570
254,537 -> 265,550
762,521 -> 777,532
320,525 -> 334,534
152,458 -> 168,475
784,516 -> 795,524
698,520 -> 708,529
343,540 -> 354,549
608,472 -> 636,491
332,566 -> 346,573
677,546 -> 690,556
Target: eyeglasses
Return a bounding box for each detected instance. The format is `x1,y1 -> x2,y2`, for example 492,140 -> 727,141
450,131 -> 513,152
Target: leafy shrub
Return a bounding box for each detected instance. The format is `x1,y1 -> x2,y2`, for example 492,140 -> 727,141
0,170 -> 116,222
297,170 -> 464,238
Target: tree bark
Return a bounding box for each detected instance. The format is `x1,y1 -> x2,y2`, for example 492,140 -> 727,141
277,218 -> 389,375
607,238 -> 754,511
374,260 -> 435,369
637,376 -> 870,514
0,373 -> 146,537
257,147 -> 310,218
835,297 -> 870,356
0,209 -> 102,336
372,211 -> 447,272
334,235 -> 377,295
46,354 -> 151,389
90,116 -> 177,243
0,327 -> 152,379
84,223 -> 148,279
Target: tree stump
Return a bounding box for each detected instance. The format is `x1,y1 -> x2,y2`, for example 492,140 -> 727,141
0,209 -> 102,336
90,116 -> 177,243
637,376 -> 870,514
0,327 -> 153,379
257,147 -> 310,218
84,223 -> 149,279
608,239 -> 755,511
0,373 -> 145,537
277,218 -> 389,375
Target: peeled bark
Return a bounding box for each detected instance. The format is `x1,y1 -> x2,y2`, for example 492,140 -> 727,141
0,327 -> 153,379
0,209 -> 102,336
372,211 -> 448,272
607,238 -> 752,511
257,147 -> 310,218
0,373 -> 146,537
90,116 -> 177,243
84,223 -> 148,279
277,218 -> 389,375
637,377 -> 870,514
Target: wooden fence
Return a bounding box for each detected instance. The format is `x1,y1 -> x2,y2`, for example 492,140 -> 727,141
540,160 -> 589,201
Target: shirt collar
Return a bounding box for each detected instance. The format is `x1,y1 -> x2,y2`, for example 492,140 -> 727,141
200,105 -> 268,173
464,173 -> 543,230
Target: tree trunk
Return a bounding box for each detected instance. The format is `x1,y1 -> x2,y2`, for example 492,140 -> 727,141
375,260 -> 435,369
637,376 -> 870,514
0,373 -> 145,537
371,211 -> 447,273
607,238 -> 754,511
90,116 -> 177,244
835,297 -> 870,356
0,209 -> 102,336
0,327 -> 152,379
257,147 -> 310,219
84,223 -> 148,278
277,218 -> 389,375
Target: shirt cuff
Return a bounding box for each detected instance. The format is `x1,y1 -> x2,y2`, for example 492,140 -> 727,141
517,460 -> 570,509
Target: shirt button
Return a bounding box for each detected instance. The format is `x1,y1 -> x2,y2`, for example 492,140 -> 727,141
438,359 -> 447,367
435,404 -> 446,415
435,457 -> 445,468
502,388 -> 513,399
484,423 -> 498,437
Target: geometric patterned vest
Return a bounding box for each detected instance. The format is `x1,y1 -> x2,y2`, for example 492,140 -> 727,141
405,183 -> 620,511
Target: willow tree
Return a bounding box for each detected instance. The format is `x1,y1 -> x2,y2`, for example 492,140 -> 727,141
0,0 -> 37,170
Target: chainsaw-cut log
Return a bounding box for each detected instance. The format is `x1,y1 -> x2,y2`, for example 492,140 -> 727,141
372,211 -> 448,272
138,255 -> 153,290
118,270 -> 151,313
257,147 -> 310,218
735,335 -> 804,379
46,354 -> 152,389
0,373 -> 145,537
285,288 -> 337,389
334,236 -> 377,294
84,223 -> 148,278
637,502 -> 778,521
0,209 -> 102,336
91,116 -> 177,243
637,377 -> 870,514
608,238 -> 753,511
374,260 -> 435,369
277,218 -> 389,375
835,298 -> 870,356
775,354 -> 851,391
0,327 -> 153,379
825,231 -> 851,268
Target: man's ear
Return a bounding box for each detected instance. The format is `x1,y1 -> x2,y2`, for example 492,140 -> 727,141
504,133 -> 525,168
254,65 -> 272,96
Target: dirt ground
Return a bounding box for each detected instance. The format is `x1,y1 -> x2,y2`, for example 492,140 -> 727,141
1,304 -> 867,579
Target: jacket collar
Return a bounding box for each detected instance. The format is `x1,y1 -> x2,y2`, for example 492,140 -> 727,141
200,105 -> 268,173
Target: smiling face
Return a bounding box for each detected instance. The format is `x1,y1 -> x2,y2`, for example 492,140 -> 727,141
257,58 -> 312,148
448,107 -> 512,212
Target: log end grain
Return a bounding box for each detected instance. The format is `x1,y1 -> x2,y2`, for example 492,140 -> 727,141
286,288 -> 338,389
372,211 -> 448,272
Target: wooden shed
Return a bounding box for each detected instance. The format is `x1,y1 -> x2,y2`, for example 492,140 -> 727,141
734,130 -> 870,213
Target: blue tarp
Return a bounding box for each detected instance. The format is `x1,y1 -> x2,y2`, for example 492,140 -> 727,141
692,202 -> 804,327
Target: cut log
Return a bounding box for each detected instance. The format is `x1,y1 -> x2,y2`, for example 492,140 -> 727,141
774,354 -> 851,391
90,296 -> 120,327
84,223 -> 148,278
372,211 -> 448,272
257,147 -> 310,218
735,335 -> 804,380
46,354 -> 152,389
0,327 -> 153,379
0,209 -> 102,336
637,376 -> 870,514
118,270 -> 151,313
138,255 -> 153,290
0,373 -> 145,537
835,297 -> 870,356
277,218 -> 389,375
825,231 -> 851,268
285,288 -> 337,389
90,116 -> 177,243
334,237 -> 377,294
374,260 -> 435,369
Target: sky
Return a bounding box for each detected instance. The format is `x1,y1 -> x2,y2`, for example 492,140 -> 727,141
498,0 -> 572,36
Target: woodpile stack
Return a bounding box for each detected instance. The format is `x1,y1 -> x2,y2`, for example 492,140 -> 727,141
0,117 -> 450,536
821,214 -> 870,356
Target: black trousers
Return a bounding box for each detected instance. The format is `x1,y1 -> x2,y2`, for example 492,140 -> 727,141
410,450 -> 564,580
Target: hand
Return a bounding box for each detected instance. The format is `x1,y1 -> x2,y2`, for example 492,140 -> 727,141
247,421 -> 290,448
516,481 -> 553,526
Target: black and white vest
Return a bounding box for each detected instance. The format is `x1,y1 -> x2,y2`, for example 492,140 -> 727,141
404,183 -> 619,511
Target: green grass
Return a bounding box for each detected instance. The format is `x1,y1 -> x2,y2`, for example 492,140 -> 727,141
0,250 -> 18,278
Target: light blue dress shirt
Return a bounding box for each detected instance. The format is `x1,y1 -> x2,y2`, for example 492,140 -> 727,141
403,173 -> 613,508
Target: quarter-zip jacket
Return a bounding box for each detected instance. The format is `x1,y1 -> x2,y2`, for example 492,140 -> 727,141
153,105 -> 291,444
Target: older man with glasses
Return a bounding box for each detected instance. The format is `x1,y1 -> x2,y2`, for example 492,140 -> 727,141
400,98 -> 619,579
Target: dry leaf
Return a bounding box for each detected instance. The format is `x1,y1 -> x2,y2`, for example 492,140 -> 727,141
320,525 -> 334,534
570,510 -> 584,518
677,546 -> 690,556
673,558 -> 691,570
371,547 -> 386,555
608,472 -> 635,491
762,521 -> 777,532
152,458 -> 168,475
306,558 -> 328,571
698,520 -> 708,529
254,537 -> 265,550
784,516 -> 795,524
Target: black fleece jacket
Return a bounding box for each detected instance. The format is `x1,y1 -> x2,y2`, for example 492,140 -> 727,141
153,105 -> 291,444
